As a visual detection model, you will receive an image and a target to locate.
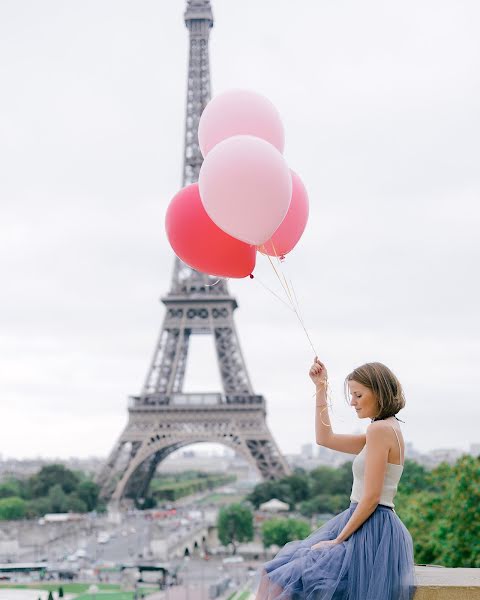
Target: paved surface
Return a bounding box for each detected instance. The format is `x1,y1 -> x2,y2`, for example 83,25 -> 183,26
415,565 -> 480,586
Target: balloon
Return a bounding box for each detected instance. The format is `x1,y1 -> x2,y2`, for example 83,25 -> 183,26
198,89 -> 285,157
198,135 -> 292,246
165,183 -> 256,279
260,170 -> 309,256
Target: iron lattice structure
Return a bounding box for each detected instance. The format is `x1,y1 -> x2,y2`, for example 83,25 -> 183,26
97,0 -> 290,503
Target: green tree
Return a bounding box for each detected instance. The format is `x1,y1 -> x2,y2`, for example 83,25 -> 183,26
261,518 -> 311,548
58,586 -> 64,597
245,482 -> 271,508
0,497 -> 27,520
217,503 -> 254,554
398,490 -> 443,565
47,484 -> 68,513
396,456 -> 480,568
309,464 -> 353,496
247,475 -> 307,510
397,459 -> 431,495
65,493 -> 88,513
29,464 -> 79,497
47,591 -> 54,600
299,493 -> 349,517
25,496 -> 52,519
95,499 -> 107,514
77,480 -> 100,511
432,455 -> 480,567
0,479 -> 23,499
283,471 -> 311,504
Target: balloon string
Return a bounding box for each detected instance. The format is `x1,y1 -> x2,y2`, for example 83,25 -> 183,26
205,278 -> 224,287
258,244 -> 294,306
260,245 -> 299,317
258,247 -> 339,423
249,273 -> 296,312
264,241 -> 298,311
279,266 -> 317,356
268,239 -> 318,357
270,240 -> 296,305
268,251 -> 341,424
265,252 -> 296,307
290,283 -> 318,357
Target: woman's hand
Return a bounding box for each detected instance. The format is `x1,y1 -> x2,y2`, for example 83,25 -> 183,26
310,539 -> 340,551
309,356 -> 328,387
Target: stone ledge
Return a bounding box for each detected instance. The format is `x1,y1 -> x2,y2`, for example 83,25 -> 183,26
414,566 -> 480,599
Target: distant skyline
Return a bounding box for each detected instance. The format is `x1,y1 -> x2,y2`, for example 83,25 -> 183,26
0,438 -> 477,463
1,0 -> 479,460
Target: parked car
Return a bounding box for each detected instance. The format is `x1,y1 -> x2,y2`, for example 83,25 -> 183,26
97,532 -> 110,544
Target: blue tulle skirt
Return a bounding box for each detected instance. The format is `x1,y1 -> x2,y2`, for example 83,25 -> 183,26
254,501 -> 417,600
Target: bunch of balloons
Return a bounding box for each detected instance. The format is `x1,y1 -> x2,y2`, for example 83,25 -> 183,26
165,89 -> 309,278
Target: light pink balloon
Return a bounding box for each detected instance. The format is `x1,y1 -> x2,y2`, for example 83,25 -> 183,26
198,135 -> 292,246
260,170 -> 309,256
198,89 -> 285,157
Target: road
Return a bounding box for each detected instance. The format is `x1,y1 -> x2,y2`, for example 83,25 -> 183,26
9,484 -> 257,597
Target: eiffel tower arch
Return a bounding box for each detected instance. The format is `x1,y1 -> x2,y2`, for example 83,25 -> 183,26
97,0 -> 290,503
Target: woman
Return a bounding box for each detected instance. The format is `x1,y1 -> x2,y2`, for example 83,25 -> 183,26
255,358 -> 417,600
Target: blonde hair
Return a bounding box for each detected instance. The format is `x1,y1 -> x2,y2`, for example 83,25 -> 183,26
344,362 -> 406,421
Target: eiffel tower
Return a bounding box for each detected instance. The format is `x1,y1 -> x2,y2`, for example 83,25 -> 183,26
97,0 -> 290,504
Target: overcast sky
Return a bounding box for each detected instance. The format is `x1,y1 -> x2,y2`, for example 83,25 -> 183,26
1,0 -> 479,462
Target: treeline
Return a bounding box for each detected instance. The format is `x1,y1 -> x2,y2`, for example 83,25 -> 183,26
247,454 -> 480,568
247,462 -> 353,516
0,464 -> 104,520
0,465 -> 238,519
150,471 -> 236,502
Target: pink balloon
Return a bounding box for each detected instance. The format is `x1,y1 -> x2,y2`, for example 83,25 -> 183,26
198,135 -> 292,246
260,170 -> 309,256
165,183 -> 256,278
198,89 -> 285,157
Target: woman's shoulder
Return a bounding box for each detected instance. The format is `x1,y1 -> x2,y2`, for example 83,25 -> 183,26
366,418 -> 398,439
367,419 -> 391,432
367,416 -> 399,429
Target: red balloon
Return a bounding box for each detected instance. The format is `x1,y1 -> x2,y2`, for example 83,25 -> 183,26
259,170 -> 309,257
165,183 -> 256,278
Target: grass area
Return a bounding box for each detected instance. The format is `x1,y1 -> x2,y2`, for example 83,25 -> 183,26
197,492 -> 245,505
226,591 -> 252,600
0,583 -> 120,593
75,594 -> 136,600
0,584 -> 152,597
149,473 -> 236,502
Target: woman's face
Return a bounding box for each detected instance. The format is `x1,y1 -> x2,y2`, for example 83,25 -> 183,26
348,380 -> 378,419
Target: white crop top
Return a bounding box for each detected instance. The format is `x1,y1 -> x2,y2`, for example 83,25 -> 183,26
350,419 -> 404,508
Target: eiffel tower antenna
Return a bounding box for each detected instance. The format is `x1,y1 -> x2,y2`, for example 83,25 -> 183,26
97,0 -> 290,504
